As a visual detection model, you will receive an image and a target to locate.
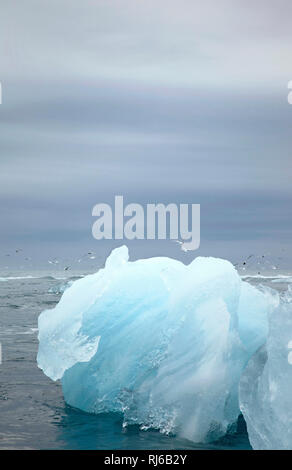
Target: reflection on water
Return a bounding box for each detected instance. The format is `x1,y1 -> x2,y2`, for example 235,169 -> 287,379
55,406 -> 251,450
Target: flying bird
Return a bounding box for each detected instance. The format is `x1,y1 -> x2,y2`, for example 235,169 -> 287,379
172,240 -> 191,252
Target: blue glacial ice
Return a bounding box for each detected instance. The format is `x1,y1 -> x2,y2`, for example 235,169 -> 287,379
239,286 -> 292,449
37,246 -> 280,444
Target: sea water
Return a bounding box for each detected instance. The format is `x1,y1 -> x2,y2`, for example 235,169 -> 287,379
0,270 -> 290,449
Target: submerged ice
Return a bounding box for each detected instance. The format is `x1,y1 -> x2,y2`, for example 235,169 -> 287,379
37,246 -> 282,445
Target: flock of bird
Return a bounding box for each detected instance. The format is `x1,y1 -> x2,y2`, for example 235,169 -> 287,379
2,249 -> 101,271
172,241 -> 284,275
2,245 -> 285,275
233,253 -> 280,275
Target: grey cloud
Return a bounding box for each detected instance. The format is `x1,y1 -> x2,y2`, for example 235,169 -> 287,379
0,1 -> 291,268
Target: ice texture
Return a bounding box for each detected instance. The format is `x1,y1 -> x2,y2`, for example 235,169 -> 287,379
239,287 -> 292,450
37,246 -> 276,443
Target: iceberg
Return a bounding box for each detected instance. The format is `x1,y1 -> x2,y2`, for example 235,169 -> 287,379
37,246 -> 277,444
239,287 -> 292,450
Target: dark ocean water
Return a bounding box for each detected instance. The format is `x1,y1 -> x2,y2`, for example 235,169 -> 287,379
0,273 -> 289,450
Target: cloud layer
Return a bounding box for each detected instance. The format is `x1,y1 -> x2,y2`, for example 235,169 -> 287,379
0,0 -> 291,267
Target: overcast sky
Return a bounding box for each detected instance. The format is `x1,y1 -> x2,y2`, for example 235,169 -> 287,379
0,0 -> 291,271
